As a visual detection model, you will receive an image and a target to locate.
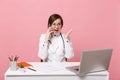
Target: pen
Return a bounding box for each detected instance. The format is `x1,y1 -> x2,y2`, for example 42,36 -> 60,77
28,68 -> 36,72
14,55 -> 19,61
8,57 -> 12,61
8,55 -> 19,61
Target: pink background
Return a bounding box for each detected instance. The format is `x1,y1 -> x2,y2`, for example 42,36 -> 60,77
0,0 -> 120,80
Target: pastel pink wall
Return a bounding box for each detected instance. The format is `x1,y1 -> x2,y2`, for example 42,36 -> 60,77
0,0 -> 119,80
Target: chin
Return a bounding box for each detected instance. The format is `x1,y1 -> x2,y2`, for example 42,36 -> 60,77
54,31 -> 60,35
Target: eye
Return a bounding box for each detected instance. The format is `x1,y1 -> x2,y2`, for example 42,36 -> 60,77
52,23 -> 56,26
58,23 -> 60,25
57,23 -> 61,26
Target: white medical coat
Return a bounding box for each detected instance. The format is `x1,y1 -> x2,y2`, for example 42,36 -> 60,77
38,33 -> 74,62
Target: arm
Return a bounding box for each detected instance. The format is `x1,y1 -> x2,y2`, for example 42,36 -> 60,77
38,34 -> 48,61
64,38 -> 74,59
38,27 -> 54,62
64,29 -> 74,59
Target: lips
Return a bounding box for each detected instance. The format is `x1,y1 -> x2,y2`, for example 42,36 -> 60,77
54,29 -> 59,31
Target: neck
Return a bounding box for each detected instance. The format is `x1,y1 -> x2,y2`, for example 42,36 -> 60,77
53,32 -> 61,36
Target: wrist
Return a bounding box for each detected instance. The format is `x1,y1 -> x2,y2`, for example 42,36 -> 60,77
44,39 -> 51,44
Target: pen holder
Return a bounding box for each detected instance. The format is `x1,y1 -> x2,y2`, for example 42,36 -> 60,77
10,61 -> 17,71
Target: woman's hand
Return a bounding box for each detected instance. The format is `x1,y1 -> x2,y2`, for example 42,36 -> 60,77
65,29 -> 72,39
44,27 -> 54,43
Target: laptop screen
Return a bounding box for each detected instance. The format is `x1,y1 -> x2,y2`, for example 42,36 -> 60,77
79,48 -> 113,75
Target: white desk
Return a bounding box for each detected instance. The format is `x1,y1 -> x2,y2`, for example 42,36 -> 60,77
5,62 -> 109,80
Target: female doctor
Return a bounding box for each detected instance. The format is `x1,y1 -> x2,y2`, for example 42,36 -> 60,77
38,14 -> 74,62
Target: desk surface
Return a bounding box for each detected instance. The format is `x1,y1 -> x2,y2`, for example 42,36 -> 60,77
5,62 -> 108,76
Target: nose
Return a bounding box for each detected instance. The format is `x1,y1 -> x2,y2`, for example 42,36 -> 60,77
55,25 -> 58,28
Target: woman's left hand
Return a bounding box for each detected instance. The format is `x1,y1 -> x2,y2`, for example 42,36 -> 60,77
65,29 -> 72,39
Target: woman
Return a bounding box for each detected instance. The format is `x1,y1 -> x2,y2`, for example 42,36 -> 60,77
38,14 -> 74,62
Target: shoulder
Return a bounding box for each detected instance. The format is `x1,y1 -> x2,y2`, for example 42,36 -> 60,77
39,33 -> 46,39
41,33 -> 46,37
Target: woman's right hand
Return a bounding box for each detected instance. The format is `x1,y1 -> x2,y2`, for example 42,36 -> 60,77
44,27 -> 54,43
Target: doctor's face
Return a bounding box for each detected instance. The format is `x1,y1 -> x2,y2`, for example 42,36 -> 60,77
50,18 -> 62,35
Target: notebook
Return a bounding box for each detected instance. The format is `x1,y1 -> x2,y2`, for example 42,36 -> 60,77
66,48 -> 113,76
17,62 -> 32,68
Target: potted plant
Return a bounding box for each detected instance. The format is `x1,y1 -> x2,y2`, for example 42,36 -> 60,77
20,64 -> 24,68
19,64 -> 25,72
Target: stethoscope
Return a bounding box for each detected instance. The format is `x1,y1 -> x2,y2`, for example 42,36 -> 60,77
48,32 -> 67,61
48,32 -> 65,50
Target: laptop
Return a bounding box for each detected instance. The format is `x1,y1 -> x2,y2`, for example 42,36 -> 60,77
66,48 -> 113,76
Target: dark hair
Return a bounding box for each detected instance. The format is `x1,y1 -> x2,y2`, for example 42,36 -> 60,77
48,14 -> 63,28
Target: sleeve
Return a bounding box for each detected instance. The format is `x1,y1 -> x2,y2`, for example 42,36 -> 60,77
38,34 -> 48,60
64,37 -> 74,59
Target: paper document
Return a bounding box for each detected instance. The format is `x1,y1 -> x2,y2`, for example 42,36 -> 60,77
34,64 -> 64,72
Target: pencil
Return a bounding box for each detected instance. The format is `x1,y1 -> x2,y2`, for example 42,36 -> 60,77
28,68 -> 36,72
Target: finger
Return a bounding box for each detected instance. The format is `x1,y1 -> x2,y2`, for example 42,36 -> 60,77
67,29 -> 72,35
49,27 -> 54,30
66,29 -> 72,36
47,27 -> 54,33
49,28 -> 54,31
49,31 -> 54,34
65,29 -> 72,39
50,28 -> 54,31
